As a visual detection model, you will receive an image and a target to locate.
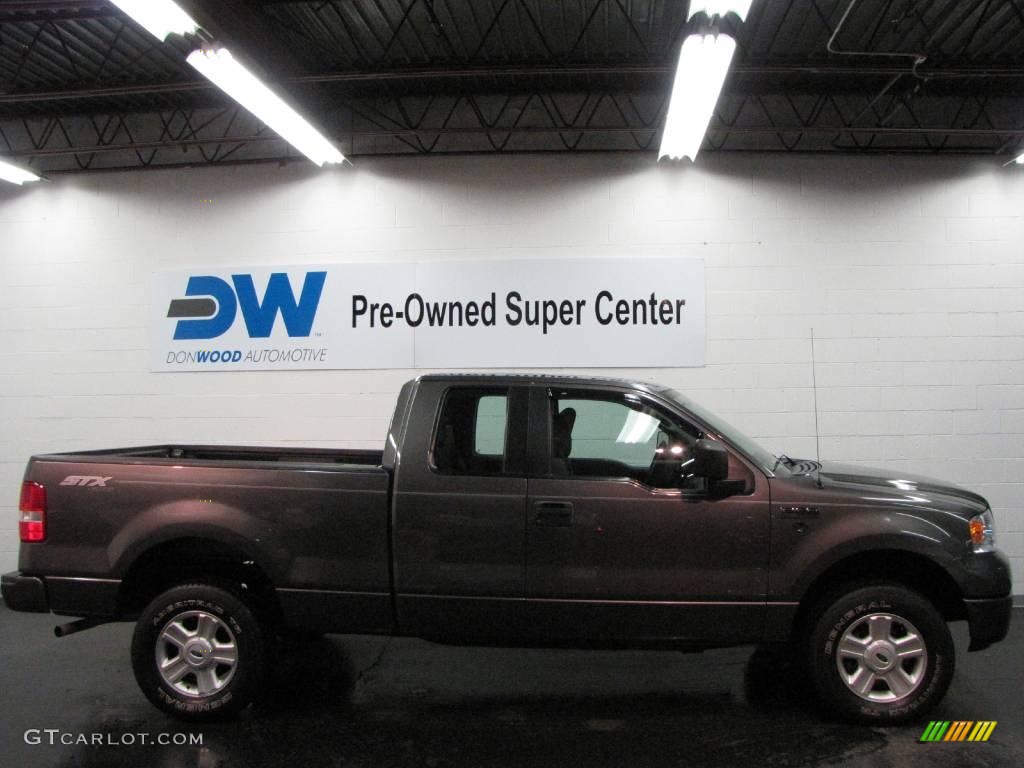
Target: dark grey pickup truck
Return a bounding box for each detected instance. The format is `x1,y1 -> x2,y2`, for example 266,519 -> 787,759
2,374 -> 1012,723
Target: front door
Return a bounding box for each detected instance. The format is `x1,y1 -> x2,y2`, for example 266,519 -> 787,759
524,385 -> 770,644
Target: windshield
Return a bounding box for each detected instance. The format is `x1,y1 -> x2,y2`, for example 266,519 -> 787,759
663,388 -> 779,473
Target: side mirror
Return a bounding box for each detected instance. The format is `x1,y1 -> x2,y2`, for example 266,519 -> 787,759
691,439 -> 729,483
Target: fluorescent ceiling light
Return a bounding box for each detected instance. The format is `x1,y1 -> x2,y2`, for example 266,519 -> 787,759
688,1 -> 754,21
109,0 -> 199,41
0,158 -> 41,185
659,33 -> 737,162
186,48 -> 345,166
1015,153 -> 1024,164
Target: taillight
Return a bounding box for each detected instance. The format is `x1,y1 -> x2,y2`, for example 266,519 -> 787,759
19,481 -> 46,542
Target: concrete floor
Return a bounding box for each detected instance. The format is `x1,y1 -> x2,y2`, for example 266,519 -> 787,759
0,606 -> 1021,768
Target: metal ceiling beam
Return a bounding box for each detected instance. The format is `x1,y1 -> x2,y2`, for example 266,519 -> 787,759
0,1 -> 108,11
13,133 -> 279,157
2,64 -> 1023,105
10,123 -> 1024,160
0,8 -> 117,22
3,88 -> 1018,175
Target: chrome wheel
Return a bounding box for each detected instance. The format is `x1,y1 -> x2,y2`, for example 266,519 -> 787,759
836,612 -> 927,703
155,610 -> 239,698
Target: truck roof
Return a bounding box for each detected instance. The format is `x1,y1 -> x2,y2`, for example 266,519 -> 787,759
415,372 -> 671,395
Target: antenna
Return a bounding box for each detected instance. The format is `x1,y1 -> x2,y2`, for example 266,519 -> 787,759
810,327 -> 823,487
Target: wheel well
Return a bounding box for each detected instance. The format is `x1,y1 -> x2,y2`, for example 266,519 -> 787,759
792,550 -> 966,638
118,538 -> 282,627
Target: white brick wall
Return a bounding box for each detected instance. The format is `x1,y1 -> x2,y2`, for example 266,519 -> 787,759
0,153 -> 1021,592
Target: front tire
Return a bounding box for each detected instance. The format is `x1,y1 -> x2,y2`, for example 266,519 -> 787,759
132,584 -> 265,721
806,583 -> 954,724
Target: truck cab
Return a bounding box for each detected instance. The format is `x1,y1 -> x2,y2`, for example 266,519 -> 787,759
391,376 -> 771,646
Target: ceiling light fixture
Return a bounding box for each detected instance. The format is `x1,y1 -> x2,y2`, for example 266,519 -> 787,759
658,1 -> 754,162
186,48 -> 345,167
658,32 -> 737,162
0,157 -> 41,185
108,0 -> 199,41
688,1 -> 754,21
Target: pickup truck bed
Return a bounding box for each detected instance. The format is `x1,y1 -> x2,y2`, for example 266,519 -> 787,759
12,444 -> 396,637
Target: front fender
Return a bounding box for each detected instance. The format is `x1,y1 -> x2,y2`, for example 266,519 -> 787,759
771,505 -> 967,601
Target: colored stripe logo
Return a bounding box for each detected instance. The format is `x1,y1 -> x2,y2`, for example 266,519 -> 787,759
920,721 -> 997,742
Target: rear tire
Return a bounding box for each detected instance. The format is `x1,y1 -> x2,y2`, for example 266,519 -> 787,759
806,583 -> 954,724
131,583 -> 265,721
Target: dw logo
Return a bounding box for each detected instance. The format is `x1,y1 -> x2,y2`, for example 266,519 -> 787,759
167,272 -> 327,341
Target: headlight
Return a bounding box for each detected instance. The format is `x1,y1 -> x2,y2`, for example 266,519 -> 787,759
968,510 -> 995,553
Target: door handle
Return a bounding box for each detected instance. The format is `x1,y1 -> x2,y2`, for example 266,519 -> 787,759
534,501 -> 574,527
778,505 -> 819,518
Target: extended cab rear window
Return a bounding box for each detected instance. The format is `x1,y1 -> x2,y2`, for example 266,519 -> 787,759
431,388 -> 509,476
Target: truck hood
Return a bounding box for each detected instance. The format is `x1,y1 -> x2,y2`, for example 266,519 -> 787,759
791,460 -> 989,518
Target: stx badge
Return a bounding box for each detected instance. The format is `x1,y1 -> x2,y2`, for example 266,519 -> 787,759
61,476 -> 112,487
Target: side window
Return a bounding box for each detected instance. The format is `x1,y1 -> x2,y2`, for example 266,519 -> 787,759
474,395 -> 507,456
432,388 -> 509,476
549,390 -> 700,489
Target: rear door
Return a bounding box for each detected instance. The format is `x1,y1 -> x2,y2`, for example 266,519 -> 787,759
391,380 -> 528,640
523,384 -> 770,644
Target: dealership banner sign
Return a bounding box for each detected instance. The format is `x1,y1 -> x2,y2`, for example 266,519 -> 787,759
151,258 -> 705,371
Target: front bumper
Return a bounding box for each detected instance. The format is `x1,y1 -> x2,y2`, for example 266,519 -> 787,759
1,571 -> 49,613
964,595 -> 1013,651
